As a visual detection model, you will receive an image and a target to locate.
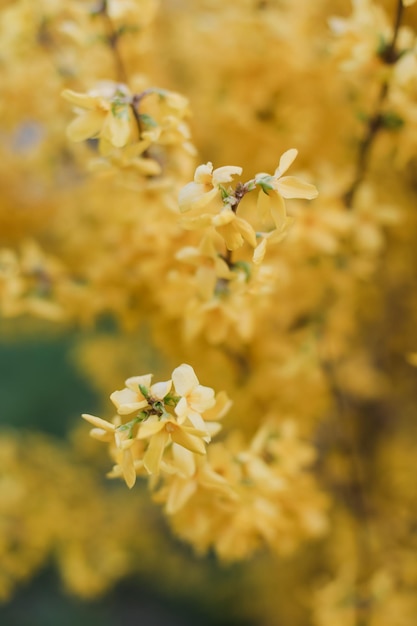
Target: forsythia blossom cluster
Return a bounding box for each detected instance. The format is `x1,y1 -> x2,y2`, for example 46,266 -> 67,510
82,365 -> 328,561
82,364 -> 227,487
165,421 -> 329,561
178,148 -> 318,256
62,82 -> 193,176
160,149 -> 319,343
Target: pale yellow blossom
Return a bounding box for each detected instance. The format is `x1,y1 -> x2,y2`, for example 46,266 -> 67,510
62,83 -> 137,153
255,149 -> 318,229
81,413 -> 138,488
178,162 -> 242,213
110,374 -> 154,415
136,415 -> 208,475
173,363 -> 215,432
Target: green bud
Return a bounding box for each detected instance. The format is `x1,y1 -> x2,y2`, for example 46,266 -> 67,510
257,176 -> 275,193
139,113 -> 158,128
164,393 -> 180,407
380,111 -> 404,130
232,261 -> 251,282
219,185 -> 229,200
139,384 -> 150,398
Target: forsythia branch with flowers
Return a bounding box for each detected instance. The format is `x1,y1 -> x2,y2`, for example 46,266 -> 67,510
2,1 -> 417,624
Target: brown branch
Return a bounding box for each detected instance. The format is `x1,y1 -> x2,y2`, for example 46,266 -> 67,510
319,356 -> 376,626
220,181 -> 253,271
344,0 -> 405,208
95,1 -> 153,154
98,0 -> 129,84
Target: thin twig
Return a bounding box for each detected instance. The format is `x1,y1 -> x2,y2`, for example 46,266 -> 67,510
344,0 -> 405,207
100,0 -> 129,84
98,1 -> 152,153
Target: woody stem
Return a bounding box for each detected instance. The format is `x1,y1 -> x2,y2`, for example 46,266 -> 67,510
344,0 -> 405,208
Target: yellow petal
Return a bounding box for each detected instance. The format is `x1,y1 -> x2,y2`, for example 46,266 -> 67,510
276,176 -> 318,200
172,443 -> 196,477
104,108 -> 132,147
216,223 -> 244,251
122,449 -> 136,489
200,464 -> 236,495
185,409 -> 210,435
130,157 -> 162,176
98,136 -> 114,156
137,419 -> 164,439
81,413 -> 115,432
215,256 -> 234,279
90,428 -> 114,442
275,148 -> 298,177
195,265 -> 217,300
235,217 -> 257,247
172,363 -> 199,395
253,238 -> 267,265
203,390 -> 232,421
212,210 -> 235,226
150,380 -> 172,400
257,189 -> 273,224
123,140 -> 152,159
110,388 -> 148,414
126,374 -> 152,391
199,234 -> 218,257
61,89 -> 98,110
171,428 -> 207,455
66,110 -> 105,142
194,162 -> 214,184
143,430 -> 169,474
205,422 -> 222,437
165,478 -> 197,514
189,385 -> 215,412
212,165 -> 242,185
269,192 -> 287,229
181,214 -> 214,230
178,183 -> 218,213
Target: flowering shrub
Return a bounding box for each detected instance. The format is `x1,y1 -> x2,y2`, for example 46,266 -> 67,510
2,0 -> 417,624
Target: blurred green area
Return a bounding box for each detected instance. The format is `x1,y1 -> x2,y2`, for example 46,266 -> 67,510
0,566 -> 250,626
0,328 -> 98,437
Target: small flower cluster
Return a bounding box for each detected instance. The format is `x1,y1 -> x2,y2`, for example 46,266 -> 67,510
164,149 -> 318,343
83,368 -> 328,561
62,82 -> 193,176
0,242 -> 65,320
157,420 -> 329,561
82,364 -> 229,488
178,148 -> 318,259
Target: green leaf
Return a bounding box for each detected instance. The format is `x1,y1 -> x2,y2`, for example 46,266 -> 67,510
164,393 -> 181,407
111,101 -> 129,119
256,176 -> 275,193
381,111 -> 404,130
376,33 -> 389,58
152,88 -> 169,100
232,261 -> 251,282
139,384 -> 150,398
139,113 -> 158,128
219,184 -> 229,200
117,415 -> 145,438
116,24 -> 140,37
